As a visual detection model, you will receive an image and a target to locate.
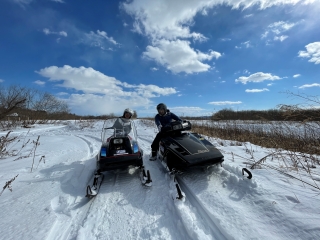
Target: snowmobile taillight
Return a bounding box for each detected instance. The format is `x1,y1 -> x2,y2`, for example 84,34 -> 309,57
100,147 -> 107,157
133,143 -> 139,153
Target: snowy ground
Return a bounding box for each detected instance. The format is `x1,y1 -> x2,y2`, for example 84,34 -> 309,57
0,119 -> 319,240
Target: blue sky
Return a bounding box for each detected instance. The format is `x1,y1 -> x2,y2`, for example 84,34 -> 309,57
1,0 -> 320,117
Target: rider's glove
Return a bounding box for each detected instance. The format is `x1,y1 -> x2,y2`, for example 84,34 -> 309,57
162,125 -> 171,132
157,125 -> 162,132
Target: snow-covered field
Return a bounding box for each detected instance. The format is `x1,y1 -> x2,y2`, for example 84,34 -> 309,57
0,119 -> 319,240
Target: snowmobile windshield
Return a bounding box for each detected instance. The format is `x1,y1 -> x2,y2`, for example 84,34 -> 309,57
101,118 -> 137,143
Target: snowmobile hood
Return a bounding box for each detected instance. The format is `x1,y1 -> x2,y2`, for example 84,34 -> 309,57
167,133 -> 209,155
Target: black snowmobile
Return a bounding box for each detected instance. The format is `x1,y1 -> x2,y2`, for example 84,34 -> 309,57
157,120 -> 224,172
154,120 -> 224,200
86,118 -> 152,197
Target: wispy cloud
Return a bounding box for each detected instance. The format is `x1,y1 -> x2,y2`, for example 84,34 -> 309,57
293,74 -> 301,78
262,21 -> 297,43
244,14 -> 253,18
245,88 -> 269,93
236,72 -> 282,84
43,28 -> 67,37
208,101 -> 242,105
33,80 -> 45,86
81,30 -> 119,50
235,41 -> 251,49
298,83 -> 320,89
13,0 -> 33,6
274,35 -> 288,42
298,42 -> 320,64
0,79 -> 4,83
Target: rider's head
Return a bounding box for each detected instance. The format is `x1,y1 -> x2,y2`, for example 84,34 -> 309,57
123,108 -> 134,119
156,103 -> 167,116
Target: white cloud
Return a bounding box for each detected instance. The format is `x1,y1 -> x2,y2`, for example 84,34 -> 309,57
235,72 -> 282,84
36,65 -> 177,115
142,39 -> 221,74
298,42 -> 320,64
43,28 -> 68,37
123,0 -> 312,40
208,101 -> 242,105
245,88 -> 269,92
298,83 -> 320,89
122,0 -> 314,74
51,0 -> 65,3
0,79 -> 4,83
33,80 -> 45,86
293,74 -> 301,78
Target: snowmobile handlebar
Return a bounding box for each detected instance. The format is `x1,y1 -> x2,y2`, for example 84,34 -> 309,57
161,120 -> 192,133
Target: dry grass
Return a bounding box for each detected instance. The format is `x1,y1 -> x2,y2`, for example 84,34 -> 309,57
192,120 -> 320,156
192,120 -> 320,191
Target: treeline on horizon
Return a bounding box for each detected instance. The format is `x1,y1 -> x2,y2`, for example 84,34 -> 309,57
1,84 -> 319,122
209,107 -> 320,122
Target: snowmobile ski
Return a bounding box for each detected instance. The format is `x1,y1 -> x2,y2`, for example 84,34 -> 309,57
169,173 -> 185,201
140,166 -> 152,187
86,172 -> 104,198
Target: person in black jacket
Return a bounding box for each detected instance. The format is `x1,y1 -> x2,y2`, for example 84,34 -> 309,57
150,103 -> 182,160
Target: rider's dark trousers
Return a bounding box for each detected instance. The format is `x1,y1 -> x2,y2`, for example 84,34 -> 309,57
151,132 -> 166,152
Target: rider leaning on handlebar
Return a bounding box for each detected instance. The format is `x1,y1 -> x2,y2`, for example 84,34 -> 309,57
150,103 -> 182,161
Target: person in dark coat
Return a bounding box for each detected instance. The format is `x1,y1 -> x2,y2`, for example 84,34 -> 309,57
150,103 -> 182,160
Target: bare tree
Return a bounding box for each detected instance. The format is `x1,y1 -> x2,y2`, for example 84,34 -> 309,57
0,85 -> 28,120
31,92 -> 69,114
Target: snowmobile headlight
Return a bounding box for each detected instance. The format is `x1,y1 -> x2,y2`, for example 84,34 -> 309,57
173,124 -> 182,130
113,139 -> 123,144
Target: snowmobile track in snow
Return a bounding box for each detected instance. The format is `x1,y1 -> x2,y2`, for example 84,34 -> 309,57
176,175 -> 229,240
137,131 -> 230,239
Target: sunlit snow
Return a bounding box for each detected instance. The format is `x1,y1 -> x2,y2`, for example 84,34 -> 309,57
0,120 -> 319,240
